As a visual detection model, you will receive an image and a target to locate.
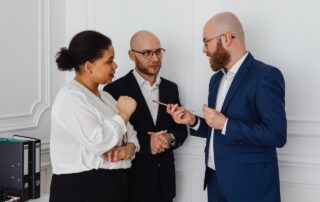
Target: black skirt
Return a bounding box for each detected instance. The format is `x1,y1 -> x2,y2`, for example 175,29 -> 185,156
49,169 -> 128,202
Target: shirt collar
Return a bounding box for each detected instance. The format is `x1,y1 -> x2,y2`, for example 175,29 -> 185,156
133,69 -> 161,88
222,51 -> 249,76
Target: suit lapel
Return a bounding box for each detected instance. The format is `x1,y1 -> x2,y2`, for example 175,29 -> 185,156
220,53 -> 253,113
208,71 -> 223,108
155,80 -> 166,127
127,72 -> 156,127
206,71 -> 223,153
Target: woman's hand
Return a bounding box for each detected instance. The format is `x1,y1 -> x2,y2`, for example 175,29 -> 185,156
123,143 -> 136,160
117,96 -> 137,124
103,143 -> 136,162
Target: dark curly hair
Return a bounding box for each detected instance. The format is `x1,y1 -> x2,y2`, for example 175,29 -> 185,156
56,30 -> 112,71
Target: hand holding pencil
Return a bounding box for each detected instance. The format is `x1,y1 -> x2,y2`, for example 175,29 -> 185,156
153,100 -> 196,126
152,99 -> 168,107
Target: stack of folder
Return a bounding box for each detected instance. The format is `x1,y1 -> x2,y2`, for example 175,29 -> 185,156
0,135 -> 41,202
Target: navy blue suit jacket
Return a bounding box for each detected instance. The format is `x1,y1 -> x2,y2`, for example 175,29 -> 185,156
191,53 -> 286,202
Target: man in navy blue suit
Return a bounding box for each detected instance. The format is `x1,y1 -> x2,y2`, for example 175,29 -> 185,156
167,12 -> 287,202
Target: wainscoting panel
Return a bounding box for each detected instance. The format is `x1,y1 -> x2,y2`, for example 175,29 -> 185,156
278,121 -> 320,201
40,141 -> 52,194
175,169 -> 196,202
174,136 -> 207,202
0,0 -> 50,132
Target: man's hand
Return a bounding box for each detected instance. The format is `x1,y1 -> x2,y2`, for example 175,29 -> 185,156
166,104 -> 196,125
202,104 -> 227,130
147,130 -> 170,155
158,133 -> 173,147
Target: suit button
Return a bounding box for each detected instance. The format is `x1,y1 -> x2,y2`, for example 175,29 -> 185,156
158,163 -> 161,167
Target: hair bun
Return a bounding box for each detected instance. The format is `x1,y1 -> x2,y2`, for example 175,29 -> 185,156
56,47 -> 74,71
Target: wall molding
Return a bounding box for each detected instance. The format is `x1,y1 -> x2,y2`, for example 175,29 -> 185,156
281,179 -> 320,189
278,149 -> 320,170
287,120 -> 320,137
0,0 -> 50,132
41,140 -> 50,157
175,168 -> 198,202
40,140 -> 51,194
176,144 -> 320,170
0,100 -> 41,119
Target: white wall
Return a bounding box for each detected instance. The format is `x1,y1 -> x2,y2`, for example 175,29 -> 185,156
0,0 -> 66,194
1,0 -> 320,201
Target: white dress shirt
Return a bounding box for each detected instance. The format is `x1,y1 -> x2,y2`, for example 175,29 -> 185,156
50,80 -> 140,174
193,52 -> 248,170
132,70 -> 177,144
133,69 -> 161,124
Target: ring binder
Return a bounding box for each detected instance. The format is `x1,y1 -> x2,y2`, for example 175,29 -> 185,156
0,138 -> 30,202
13,135 -> 41,199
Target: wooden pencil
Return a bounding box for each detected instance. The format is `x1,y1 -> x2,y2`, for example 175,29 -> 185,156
152,99 -> 168,107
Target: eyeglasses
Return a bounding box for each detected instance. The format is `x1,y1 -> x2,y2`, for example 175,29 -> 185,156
131,48 -> 165,60
203,34 -> 235,48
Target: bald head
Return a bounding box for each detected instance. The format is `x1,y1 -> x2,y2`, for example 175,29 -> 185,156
130,30 -> 161,50
204,12 -> 245,45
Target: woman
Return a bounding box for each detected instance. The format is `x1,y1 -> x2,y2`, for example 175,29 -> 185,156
49,30 -> 139,202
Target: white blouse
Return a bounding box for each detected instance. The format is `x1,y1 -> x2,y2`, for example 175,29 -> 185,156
50,80 -> 140,174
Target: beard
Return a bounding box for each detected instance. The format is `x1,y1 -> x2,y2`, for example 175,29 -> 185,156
135,57 -> 161,76
209,39 -> 231,72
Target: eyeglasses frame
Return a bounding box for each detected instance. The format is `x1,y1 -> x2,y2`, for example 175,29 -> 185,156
203,33 -> 235,48
131,48 -> 166,59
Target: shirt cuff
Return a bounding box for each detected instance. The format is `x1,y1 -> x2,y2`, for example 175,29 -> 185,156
221,118 -> 228,135
111,114 -> 128,135
127,142 -> 140,160
190,117 -> 200,130
128,137 -> 140,153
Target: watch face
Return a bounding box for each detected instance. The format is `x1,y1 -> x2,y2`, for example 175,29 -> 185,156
169,134 -> 176,146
